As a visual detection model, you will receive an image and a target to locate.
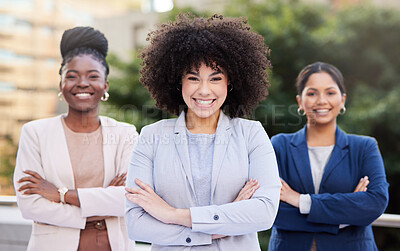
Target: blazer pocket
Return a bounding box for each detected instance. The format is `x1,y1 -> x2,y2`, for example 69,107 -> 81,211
32,222 -> 60,235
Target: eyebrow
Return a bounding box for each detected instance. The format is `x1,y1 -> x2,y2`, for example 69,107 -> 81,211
186,71 -> 223,77
306,87 -> 337,91
66,69 -> 101,74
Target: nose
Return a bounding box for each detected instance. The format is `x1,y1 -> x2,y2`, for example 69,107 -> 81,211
197,80 -> 211,96
77,77 -> 89,87
317,93 -> 328,104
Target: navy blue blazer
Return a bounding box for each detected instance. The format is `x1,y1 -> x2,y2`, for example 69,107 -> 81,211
268,126 -> 389,251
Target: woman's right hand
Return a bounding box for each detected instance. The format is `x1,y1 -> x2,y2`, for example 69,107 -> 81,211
108,172 -> 127,186
353,176 -> 369,192
212,179 -> 259,240
233,179 -> 260,202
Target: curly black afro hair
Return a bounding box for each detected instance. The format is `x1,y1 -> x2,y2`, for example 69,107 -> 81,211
139,13 -> 271,117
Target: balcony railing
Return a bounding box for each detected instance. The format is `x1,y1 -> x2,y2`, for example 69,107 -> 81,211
1,195 -> 399,251
2,195 -> 400,228
0,196 -> 151,251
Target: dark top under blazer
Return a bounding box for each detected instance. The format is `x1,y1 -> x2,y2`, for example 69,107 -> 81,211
268,126 -> 389,251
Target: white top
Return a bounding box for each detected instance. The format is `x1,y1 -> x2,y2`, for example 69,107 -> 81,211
186,129 -> 216,207
299,145 -> 334,214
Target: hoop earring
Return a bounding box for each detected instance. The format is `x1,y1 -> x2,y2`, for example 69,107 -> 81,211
57,92 -> 63,101
101,92 -> 109,102
297,107 -> 305,116
339,106 -> 346,115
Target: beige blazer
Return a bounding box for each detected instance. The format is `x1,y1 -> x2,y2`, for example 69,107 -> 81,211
13,115 -> 138,251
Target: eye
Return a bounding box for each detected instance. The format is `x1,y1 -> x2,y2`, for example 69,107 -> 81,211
66,75 -> 77,79
187,76 -> 199,81
306,92 -> 315,96
327,91 -> 336,95
89,75 -> 100,79
210,77 -> 222,82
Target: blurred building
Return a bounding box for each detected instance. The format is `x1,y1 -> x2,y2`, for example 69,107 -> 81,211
0,0 -> 91,143
0,0 -> 212,145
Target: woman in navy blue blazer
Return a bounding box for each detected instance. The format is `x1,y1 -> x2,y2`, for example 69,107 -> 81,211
268,62 -> 389,251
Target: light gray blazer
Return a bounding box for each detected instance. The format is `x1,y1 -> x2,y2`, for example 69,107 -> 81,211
125,111 -> 281,250
14,115 -> 138,251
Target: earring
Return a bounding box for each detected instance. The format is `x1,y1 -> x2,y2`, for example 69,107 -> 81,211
339,106 -> 346,115
101,92 -> 109,102
177,83 -> 181,92
57,92 -> 63,101
297,107 -> 305,116
228,84 -> 233,92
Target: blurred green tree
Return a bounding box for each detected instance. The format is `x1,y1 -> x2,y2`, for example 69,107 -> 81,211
0,139 -> 16,195
101,53 -> 167,131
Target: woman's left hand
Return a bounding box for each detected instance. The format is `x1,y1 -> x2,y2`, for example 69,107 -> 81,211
280,179 -> 300,208
125,178 -> 178,225
17,170 -> 59,202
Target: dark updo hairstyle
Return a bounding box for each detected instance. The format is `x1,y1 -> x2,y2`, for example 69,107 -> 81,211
139,13 -> 271,117
59,26 -> 109,78
295,62 -> 346,96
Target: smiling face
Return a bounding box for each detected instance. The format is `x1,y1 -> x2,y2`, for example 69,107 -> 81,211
60,54 -> 108,114
181,63 -> 228,124
297,72 -> 346,127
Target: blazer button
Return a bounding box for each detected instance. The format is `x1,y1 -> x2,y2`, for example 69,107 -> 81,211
213,215 -> 219,221
186,237 -> 191,243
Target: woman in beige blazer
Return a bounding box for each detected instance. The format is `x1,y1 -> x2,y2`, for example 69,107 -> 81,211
13,27 -> 137,251
125,14 -> 281,250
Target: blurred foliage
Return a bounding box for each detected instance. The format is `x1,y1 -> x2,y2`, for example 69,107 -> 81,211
0,139 -> 16,195
101,53 -> 168,130
105,0 -> 400,250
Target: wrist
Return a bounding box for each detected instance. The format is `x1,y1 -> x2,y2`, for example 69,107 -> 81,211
58,187 -> 68,204
291,194 -> 300,208
172,208 -> 192,228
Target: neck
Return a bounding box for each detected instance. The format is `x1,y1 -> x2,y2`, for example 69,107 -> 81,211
63,109 -> 100,133
306,120 -> 336,147
185,110 -> 220,134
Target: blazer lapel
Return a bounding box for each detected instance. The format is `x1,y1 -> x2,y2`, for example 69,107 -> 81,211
49,115 -> 75,188
289,127 -> 315,194
320,127 -> 349,188
210,112 -> 231,199
174,112 -> 196,195
100,117 -> 117,187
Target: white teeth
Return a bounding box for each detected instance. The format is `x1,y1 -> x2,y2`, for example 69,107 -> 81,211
315,109 -> 329,113
75,93 -> 91,97
195,99 -> 213,105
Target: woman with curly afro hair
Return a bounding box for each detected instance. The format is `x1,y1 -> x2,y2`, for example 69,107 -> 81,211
125,13 -> 281,250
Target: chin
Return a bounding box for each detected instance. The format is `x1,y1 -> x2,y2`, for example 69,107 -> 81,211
309,119 -> 336,127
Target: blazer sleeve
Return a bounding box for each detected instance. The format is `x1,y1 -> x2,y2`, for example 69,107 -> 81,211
307,137 -> 389,226
78,125 -> 139,218
269,134 -> 340,234
125,126 -> 212,246
13,124 -> 86,229
190,122 -> 281,235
